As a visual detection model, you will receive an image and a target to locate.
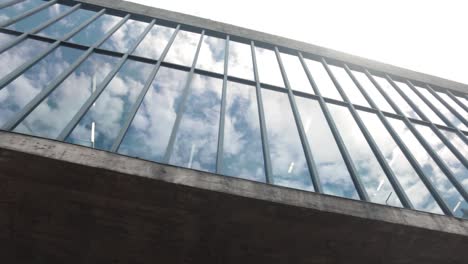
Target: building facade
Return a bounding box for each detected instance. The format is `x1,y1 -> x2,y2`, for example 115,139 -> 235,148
0,0 -> 467,262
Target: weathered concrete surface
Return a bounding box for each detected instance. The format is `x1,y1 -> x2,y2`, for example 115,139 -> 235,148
74,0 -> 468,94
0,131 -> 467,263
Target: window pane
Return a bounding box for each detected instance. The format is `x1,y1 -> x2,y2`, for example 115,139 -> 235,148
255,47 -> 283,87
0,0 -> 44,24
441,130 -> 468,157
329,65 -> 369,107
169,75 -> 222,173
38,8 -> 95,39
0,31 -> 16,46
388,118 -> 467,218
0,45 -> 81,127
100,19 -> 148,53
69,13 -> 121,46
305,59 -> 342,100
280,52 -> 313,94
358,111 -> 443,214
327,104 -> 401,206
295,96 -> 359,199
436,91 -> 467,118
164,30 -> 200,66
454,95 -> 468,108
118,67 -> 189,162
228,40 -> 253,80
7,3 -> 70,32
351,70 -> 395,113
196,35 -> 225,74
393,81 -> 444,125
67,59 -> 154,150
373,76 -> 420,119
15,52 -> 119,138
133,24 -> 175,60
262,88 -> 313,191
222,81 -> 265,182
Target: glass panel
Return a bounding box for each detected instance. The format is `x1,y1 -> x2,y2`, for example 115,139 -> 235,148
7,3 -> 70,32
415,125 -> 468,190
222,81 -> 265,182
15,52 -> 119,138
133,24 -> 175,60
38,8 -> 95,38
358,111 -> 443,214
436,91 -> 467,118
0,0 -> 44,24
228,40 -> 253,80
69,13 -> 121,46
66,59 -> 154,150
416,86 -> 467,130
100,19 -> 148,53
0,45 -> 82,127
388,118 -> 467,218
295,96 -> 359,199
254,47 -> 283,87
441,130 -> 468,157
327,104 -> 401,205
262,88 -> 314,191
196,35 -> 225,74
163,30 -> 200,67
373,76 -> 420,119
169,74 -> 222,173
305,59 -> 342,100
280,52 -> 313,94
393,81 -> 444,125
0,36 -> 48,80
455,95 -> 468,108
0,31 -> 16,47
351,70 -> 395,113
329,65 -> 369,107
118,67 -> 189,162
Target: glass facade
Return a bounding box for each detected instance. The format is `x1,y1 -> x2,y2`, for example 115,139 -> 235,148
0,0 -> 467,219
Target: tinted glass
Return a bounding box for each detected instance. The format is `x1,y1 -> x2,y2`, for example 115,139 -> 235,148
7,4 -> 70,32
100,19 -> 148,53
196,35 -> 225,74
228,40 -> 253,80
164,30 -> 200,66
280,52 -> 313,94
133,24 -> 175,60
329,65 -> 369,107
38,8 -> 95,39
255,47 -> 283,87
305,59 -> 342,100
222,81 -> 265,182
0,0 -> 44,24
352,70 -> 395,113
69,13 -> 121,46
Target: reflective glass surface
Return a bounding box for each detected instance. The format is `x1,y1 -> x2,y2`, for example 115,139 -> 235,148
262,88 -> 313,191
305,59 -> 341,100
329,65 -> 369,107
16,52 -> 119,138
222,81 -> 265,182
118,67 -> 189,162
67,59 -> 154,150
133,24 -> 175,60
69,13 -> 121,46
255,47 -> 283,87
0,0 -> 44,24
436,91 -> 467,121
164,30 -> 200,66
327,104 -> 401,206
169,74 -> 222,173
196,35 -> 225,74
228,40 -> 253,80
100,19 -> 148,53
351,70 -> 395,114
358,111 -> 443,214
38,8 -> 95,39
295,97 -> 358,199
280,52 -> 313,94
7,3 -> 69,32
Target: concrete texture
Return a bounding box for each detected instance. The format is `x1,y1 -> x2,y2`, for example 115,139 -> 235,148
0,131 -> 467,263
73,0 -> 468,94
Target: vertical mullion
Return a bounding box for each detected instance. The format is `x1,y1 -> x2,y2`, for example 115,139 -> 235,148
446,90 -> 468,113
0,0 -> 57,28
215,35 -> 229,173
426,84 -> 468,127
110,24 -> 181,152
297,52 -> 369,201
162,30 -> 205,163
2,14 -> 131,131
251,41 -> 273,184
274,47 -> 322,193
0,0 -> 25,10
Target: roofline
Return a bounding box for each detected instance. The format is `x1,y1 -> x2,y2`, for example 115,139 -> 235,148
75,0 -> 468,95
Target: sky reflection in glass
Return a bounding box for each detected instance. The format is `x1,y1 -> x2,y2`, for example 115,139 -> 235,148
228,40 -> 253,80
7,3 -> 69,32
69,13 -> 121,46
100,19 -> 148,53
280,52 -> 314,94
255,47 -> 284,87
0,0 -> 44,24
133,24 -> 175,60
164,30 -> 200,66
38,8 -> 95,39
196,35 -> 225,74
305,59 -> 342,100
351,70 -> 395,114
329,65 -> 369,107
436,91 -> 467,120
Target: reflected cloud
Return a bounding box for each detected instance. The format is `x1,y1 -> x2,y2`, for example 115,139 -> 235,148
330,65 -> 369,107
133,24 -> 175,60
196,35 -> 225,74
69,13 -> 121,46
7,3 -> 69,33
38,8 -> 95,39
100,19 -> 148,53
280,52 -> 314,94
255,47 -> 284,87
164,30 -> 200,66
305,59 -> 342,101
228,40 -> 253,80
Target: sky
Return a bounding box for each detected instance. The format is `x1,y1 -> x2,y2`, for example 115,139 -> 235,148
128,0 -> 468,86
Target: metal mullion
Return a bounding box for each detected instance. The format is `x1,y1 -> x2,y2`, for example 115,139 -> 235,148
0,0 -> 57,28
298,52 -> 369,201
426,84 -> 468,127
0,0 -> 25,10
0,9 -> 106,90
332,63 -> 412,208
162,30 -> 205,163
2,14 -> 130,131
446,90 -> 468,113
251,41 -> 273,184
0,3 -> 81,54
215,35 -> 229,173
109,24 -> 181,152
274,47 -> 322,193
365,73 -> 467,209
